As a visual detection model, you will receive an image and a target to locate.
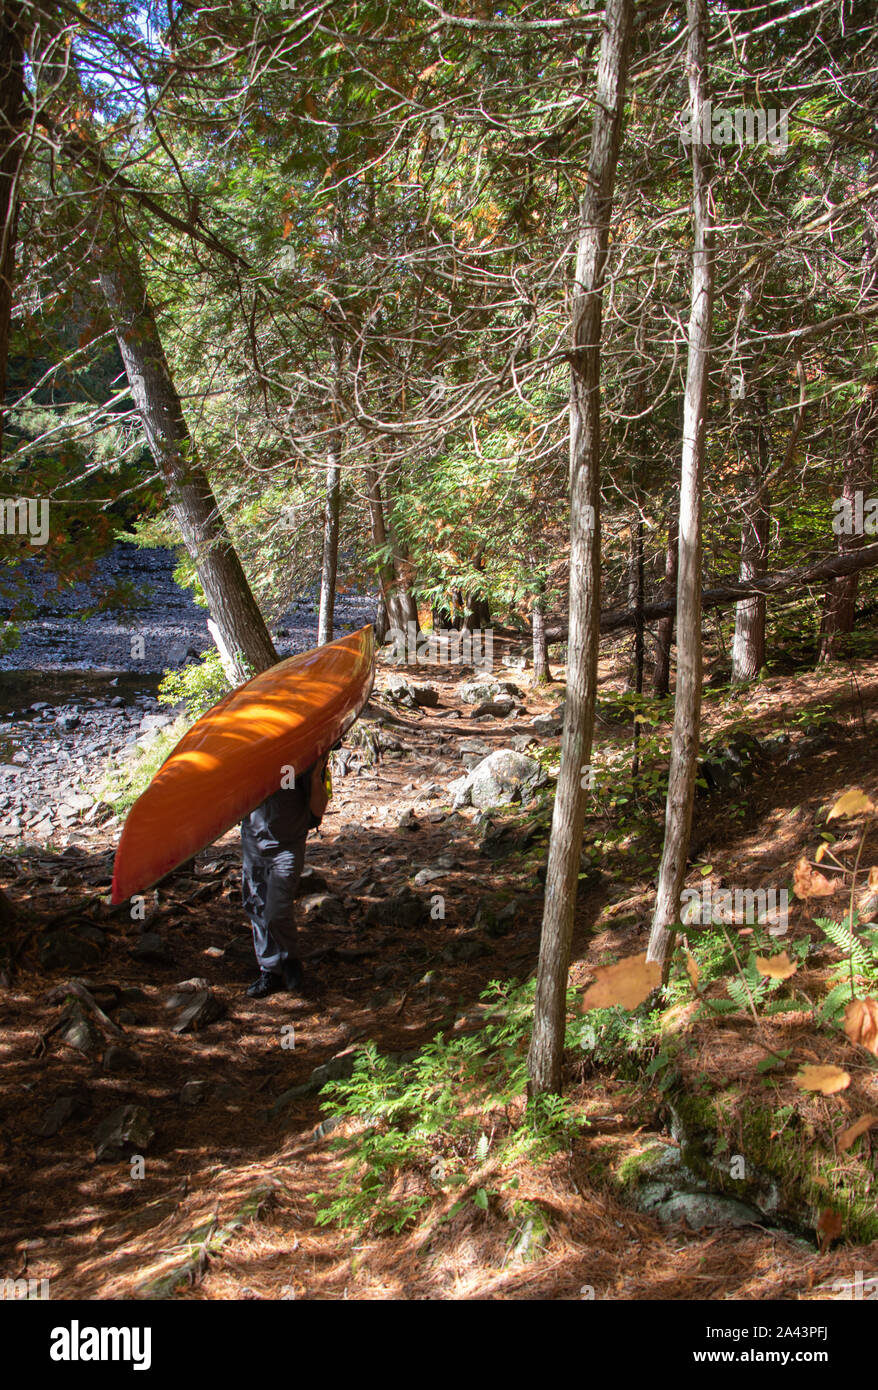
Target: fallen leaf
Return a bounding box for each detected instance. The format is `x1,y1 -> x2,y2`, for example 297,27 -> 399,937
582,952 -> 662,1012
838,1114 -> 878,1152
685,952 -> 699,990
828,789 -> 875,821
857,889 -> 878,924
817,1209 -> 843,1251
815,842 -> 828,863
868,866 -> 878,890
794,1064 -> 850,1095
843,998 -> 878,1056
793,857 -> 836,899
755,952 -> 797,980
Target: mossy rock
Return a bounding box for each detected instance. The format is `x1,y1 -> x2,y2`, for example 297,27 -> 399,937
669,1083 -> 878,1245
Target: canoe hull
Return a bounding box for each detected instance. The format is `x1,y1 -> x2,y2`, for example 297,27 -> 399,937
111,625 -> 374,904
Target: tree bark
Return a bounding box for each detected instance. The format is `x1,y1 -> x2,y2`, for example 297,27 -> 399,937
317,438 -> 341,646
527,0 -> 633,1099
541,537 -> 878,641
819,388 -> 878,661
0,0 -> 25,458
364,465 -> 418,637
99,250 -> 277,679
731,444 -> 769,684
532,582 -> 552,683
731,498 -> 769,681
646,0 -> 715,976
652,510 -> 678,696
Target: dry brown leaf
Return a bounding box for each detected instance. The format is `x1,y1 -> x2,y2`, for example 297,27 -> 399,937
837,1114 -> 878,1153
755,951 -> 797,980
857,889 -> 878,924
792,857 -> 836,899
868,866 -> 878,891
581,952 -> 662,1013
794,1064 -> 851,1095
815,841 -> 828,863
817,1209 -> 843,1251
828,789 -> 875,821
843,998 -> 878,1056
685,952 -> 699,990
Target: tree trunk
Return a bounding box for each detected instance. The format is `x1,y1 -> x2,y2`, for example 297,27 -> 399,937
631,517 -> 644,778
364,465 -> 418,637
731,443 -> 769,683
532,584 -> 551,683
98,251 -> 277,680
0,0 -> 25,458
646,0 -> 715,977
820,170 -> 878,662
527,0 -> 633,1099
317,438 -> 341,646
819,388 -> 878,661
652,510 -> 678,697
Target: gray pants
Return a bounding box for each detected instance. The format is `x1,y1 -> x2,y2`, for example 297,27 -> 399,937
241,832 -> 307,973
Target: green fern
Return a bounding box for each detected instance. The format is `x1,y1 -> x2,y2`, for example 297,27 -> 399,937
816,915 -> 873,968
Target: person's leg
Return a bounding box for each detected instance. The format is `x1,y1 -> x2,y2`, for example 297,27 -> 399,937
262,837 -> 306,986
242,826 -> 285,991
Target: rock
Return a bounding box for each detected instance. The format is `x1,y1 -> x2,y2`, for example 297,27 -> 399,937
386,675 -> 419,709
510,734 -> 539,752
397,808 -> 419,830
131,932 -> 173,966
471,698 -> 518,718
297,892 -> 347,926
116,1008 -> 138,1027
93,1104 -> 155,1161
295,865 -> 329,895
412,685 -> 439,708
39,925 -> 105,972
364,887 -> 425,929
457,738 -> 491,756
413,867 -> 446,886
179,1079 -> 209,1106
102,1044 -> 142,1074
139,713 -> 173,734
458,681 -> 495,704
451,749 -> 548,810
55,713 -> 80,732
643,1188 -> 762,1230
532,714 -> 563,736
169,988 -> 225,1033
59,791 -> 94,813
60,1001 -> 101,1055
35,1095 -> 84,1137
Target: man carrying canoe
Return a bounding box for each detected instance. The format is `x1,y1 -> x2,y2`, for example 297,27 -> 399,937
241,755 -> 332,998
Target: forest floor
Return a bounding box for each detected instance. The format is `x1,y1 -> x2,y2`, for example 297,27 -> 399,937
2,641 -> 878,1300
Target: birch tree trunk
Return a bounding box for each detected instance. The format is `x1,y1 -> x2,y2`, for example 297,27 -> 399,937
0,0 -> 25,457
646,0 -> 715,975
527,0 -> 633,1098
99,250 -> 277,679
731,435 -> 769,684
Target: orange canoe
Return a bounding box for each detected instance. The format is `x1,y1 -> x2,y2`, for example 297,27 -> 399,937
111,625 -> 374,904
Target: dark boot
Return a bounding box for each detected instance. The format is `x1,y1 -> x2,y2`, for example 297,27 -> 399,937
245,970 -> 285,999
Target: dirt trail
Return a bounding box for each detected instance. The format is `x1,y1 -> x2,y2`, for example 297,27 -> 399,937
2,651 -> 877,1300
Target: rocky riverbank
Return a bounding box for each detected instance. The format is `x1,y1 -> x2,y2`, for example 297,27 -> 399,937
0,542 -> 379,842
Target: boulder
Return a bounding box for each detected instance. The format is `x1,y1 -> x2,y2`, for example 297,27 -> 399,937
450,749 -> 548,809
93,1104 -> 154,1162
